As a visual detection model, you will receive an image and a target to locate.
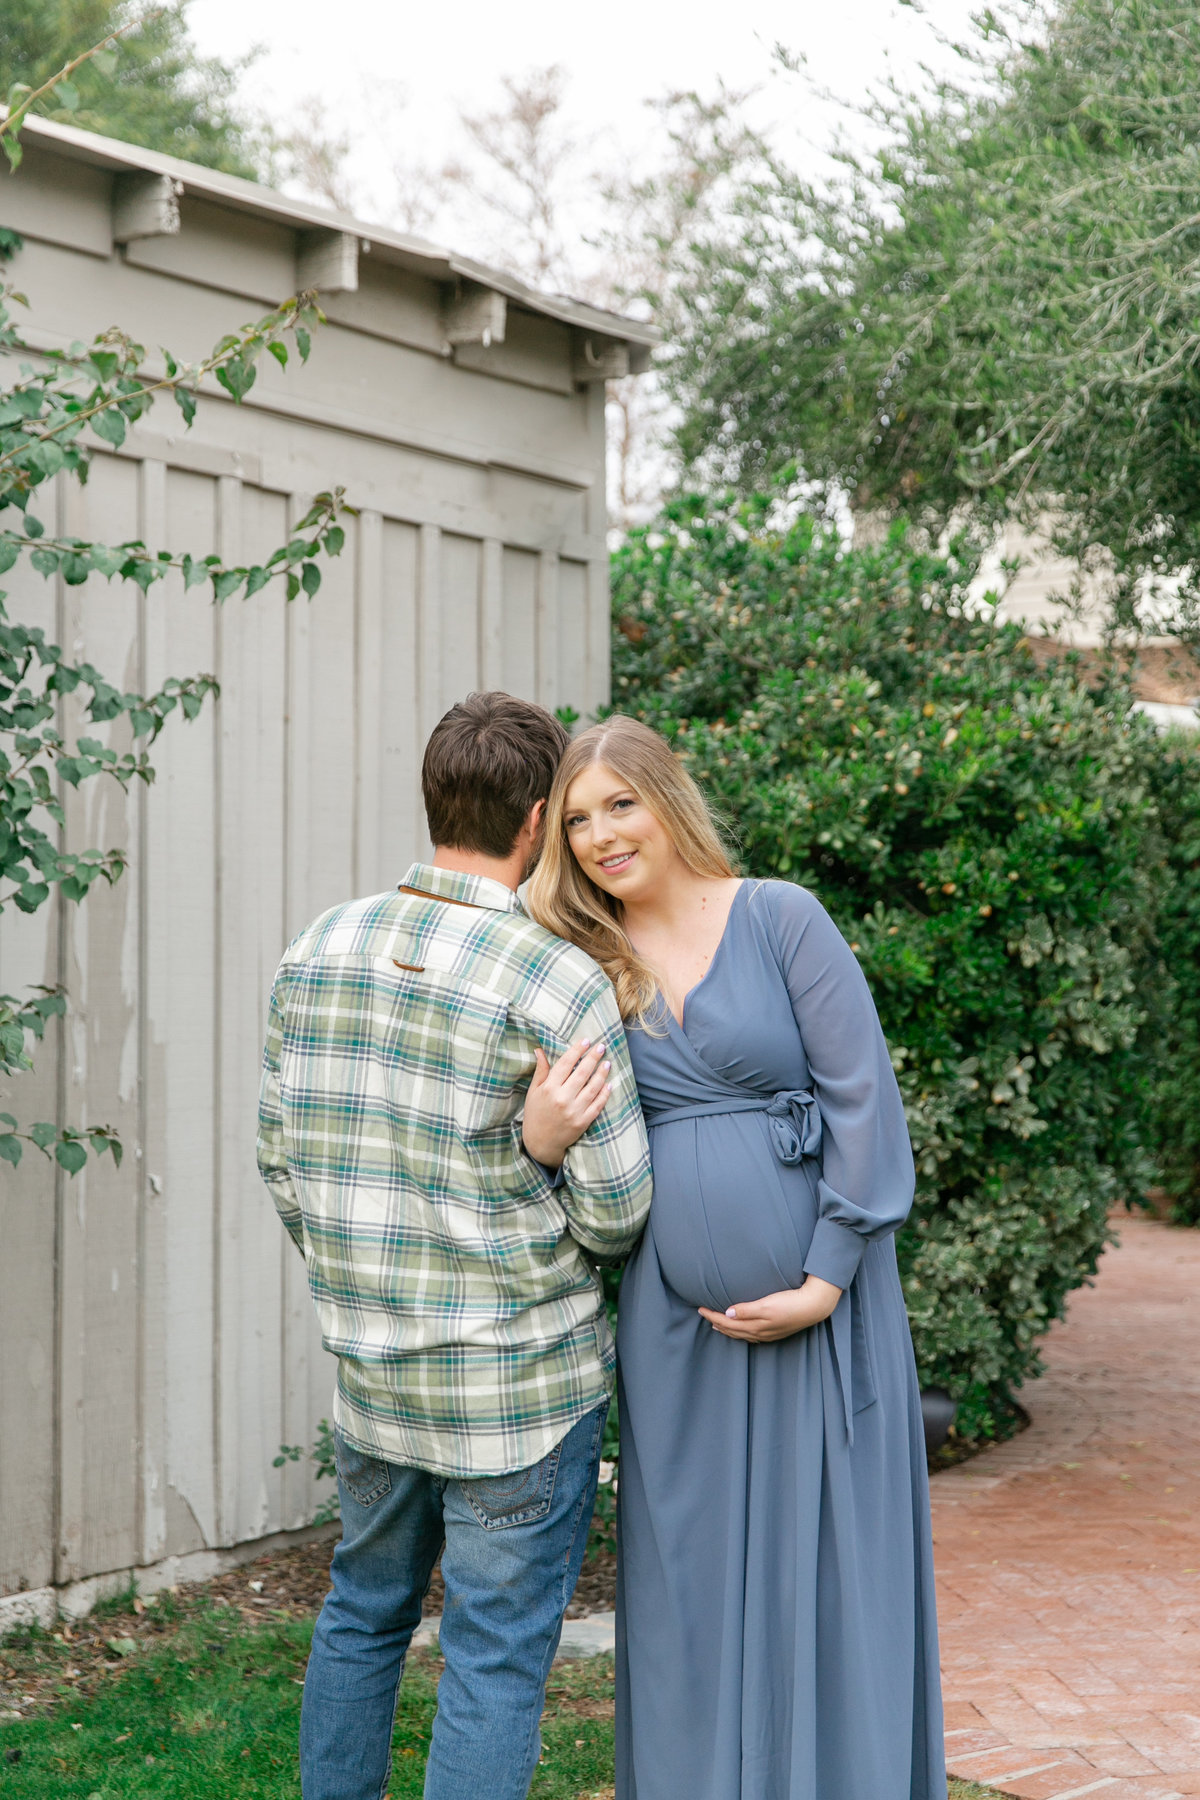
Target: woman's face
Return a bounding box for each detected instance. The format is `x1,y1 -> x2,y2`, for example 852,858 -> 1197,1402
562,760 -> 680,905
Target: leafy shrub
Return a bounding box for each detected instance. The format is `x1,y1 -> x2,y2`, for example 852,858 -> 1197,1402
611,496 -> 1171,1437
1151,736 -> 1200,1223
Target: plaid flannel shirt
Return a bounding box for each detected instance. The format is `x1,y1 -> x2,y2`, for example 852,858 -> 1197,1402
257,861 -> 653,1477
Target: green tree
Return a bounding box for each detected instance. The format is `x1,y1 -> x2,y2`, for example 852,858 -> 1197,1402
664,0 -> 1200,635
0,0 -> 263,176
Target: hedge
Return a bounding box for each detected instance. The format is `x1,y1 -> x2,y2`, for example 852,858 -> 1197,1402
1152,737 -> 1200,1223
608,495 -> 1197,1437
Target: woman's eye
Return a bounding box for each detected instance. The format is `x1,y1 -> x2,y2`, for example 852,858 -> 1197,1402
564,814 -> 585,830
612,798 -> 634,812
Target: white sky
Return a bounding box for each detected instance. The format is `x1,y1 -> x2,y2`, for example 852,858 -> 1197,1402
188,0 -> 982,238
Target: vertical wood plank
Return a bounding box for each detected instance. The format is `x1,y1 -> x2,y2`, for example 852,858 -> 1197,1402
586,556 -> 612,717
439,533 -> 481,706
537,551 -> 559,713
214,474 -> 294,1548
418,523 -> 442,752
152,466 -> 220,1556
378,520 -> 422,878
280,494 -> 356,1528
500,547 -> 539,704
480,537 -> 503,691
137,457 -> 168,1566
556,559 -> 588,722
0,487 -> 63,1595
56,454 -> 143,1582
354,509 -> 384,897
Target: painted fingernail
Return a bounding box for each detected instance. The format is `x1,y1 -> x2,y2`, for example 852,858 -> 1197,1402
725,1307 -> 737,1318
602,1060 -> 611,1070
580,1039 -> 591,1048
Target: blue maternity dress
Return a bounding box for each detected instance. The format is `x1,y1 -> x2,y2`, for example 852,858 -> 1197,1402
614,879 -> 945,1800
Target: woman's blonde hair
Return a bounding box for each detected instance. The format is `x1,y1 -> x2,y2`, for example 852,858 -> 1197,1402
527,715 -> 736,1025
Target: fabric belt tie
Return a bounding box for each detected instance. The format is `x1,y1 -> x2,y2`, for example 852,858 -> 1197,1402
645,1087 -> 863,1445
646,1087 -> 823,1163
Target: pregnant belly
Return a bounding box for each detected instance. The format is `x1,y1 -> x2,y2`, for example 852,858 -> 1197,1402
646,1115 -> 820,1311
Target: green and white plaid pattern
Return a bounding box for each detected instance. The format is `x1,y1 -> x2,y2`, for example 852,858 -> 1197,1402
258,861 -> 652,1478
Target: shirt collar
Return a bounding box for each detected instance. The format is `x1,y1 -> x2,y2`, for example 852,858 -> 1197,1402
399,861 -> 525,916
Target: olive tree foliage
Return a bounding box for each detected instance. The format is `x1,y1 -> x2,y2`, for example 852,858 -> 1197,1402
0,62 -> 349,1175
663,0 -> 1200,636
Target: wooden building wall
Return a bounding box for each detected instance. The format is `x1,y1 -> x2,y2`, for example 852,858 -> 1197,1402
0,131 -> 619,1601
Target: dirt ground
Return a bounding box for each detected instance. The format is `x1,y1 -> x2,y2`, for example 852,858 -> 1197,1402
201,1533 -> 618,1624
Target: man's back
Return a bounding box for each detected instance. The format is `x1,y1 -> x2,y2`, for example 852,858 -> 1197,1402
258,860 -> 652,1478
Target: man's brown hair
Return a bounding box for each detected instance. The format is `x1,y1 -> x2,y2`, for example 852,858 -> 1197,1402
422,692 -> 571,858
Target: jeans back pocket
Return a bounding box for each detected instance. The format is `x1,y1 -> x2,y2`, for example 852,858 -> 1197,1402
459,1440 -> 562,1530
334,1431 -> 392,1508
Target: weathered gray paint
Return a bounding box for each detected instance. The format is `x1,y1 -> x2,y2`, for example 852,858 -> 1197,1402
0,119 -> 651,1600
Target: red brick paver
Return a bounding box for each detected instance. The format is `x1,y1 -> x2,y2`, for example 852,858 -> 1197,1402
933,1214 -> 1200,1800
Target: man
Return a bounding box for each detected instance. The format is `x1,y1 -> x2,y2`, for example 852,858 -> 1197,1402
257,691 -> 652,1800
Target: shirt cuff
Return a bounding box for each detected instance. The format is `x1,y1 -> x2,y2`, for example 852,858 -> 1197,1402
802,1214 -> 865,1291
523,1143 -> 567,1190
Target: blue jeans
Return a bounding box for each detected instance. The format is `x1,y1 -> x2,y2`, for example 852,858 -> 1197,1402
299,1400 -> 607,1800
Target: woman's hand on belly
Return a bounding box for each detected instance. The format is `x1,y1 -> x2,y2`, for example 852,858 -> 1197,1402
698,1275 -> 843,1342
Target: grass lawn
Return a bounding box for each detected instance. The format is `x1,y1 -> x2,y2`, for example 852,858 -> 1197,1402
0,1589 -> 1003,1799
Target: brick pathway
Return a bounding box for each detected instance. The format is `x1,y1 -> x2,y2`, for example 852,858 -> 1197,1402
932,1213 -> 1200,1799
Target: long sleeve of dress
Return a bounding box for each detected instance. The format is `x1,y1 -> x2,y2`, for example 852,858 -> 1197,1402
767,882 -> 915,1291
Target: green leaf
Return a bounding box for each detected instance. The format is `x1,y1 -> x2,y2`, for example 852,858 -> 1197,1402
26,442 -> 65,478
30,548 -> 61,578
29,1120 -> 57,1150
174,387 -> 197,427
4,138 -> 24,174
244,564 -> 269,596
212,569 -> 242,602
296,327 -> 312,362
301,561 -> 321,598
91,49 -> 119,79
215,358 -> 257,403
286,571 -> 300,602
0,1134 -> 21,1167
54,80 -> 79,112
129,560 -> 160,593
268,341 -> 288,369
55,1138 -> 88,1175
324,526 -> 345,557
90,407 -> 126,449
0,538 -> 20,576
14,881 -> 50,912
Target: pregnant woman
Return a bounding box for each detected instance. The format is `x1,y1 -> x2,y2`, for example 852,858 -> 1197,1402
528,716 -> 945,1800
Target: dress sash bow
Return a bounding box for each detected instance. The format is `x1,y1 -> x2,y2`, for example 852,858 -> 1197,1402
645,1087 -> 822,1164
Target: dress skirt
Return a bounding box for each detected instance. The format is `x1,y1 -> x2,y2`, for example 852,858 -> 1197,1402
613,879 -> 946,1800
